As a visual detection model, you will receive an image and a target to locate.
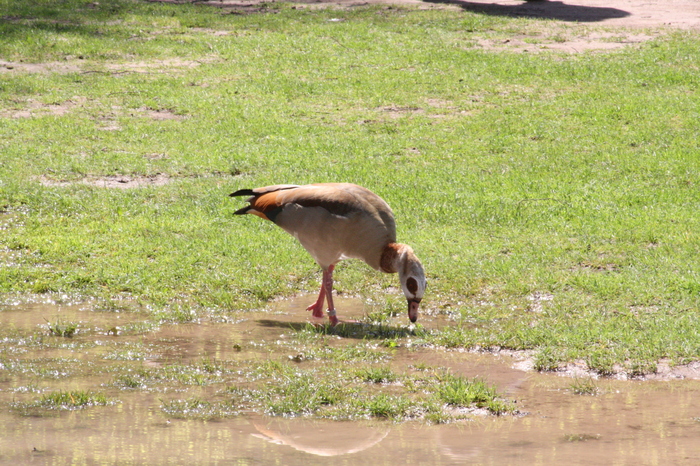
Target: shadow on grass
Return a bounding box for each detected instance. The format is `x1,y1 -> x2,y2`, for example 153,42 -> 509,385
0,1 -> 127,38
0,0 -> 209,40
421,0 -> 630,23
257,319 -> 420,340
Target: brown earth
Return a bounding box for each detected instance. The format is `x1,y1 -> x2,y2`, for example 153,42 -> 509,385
163,0 -> 700,53
190,0 -> 700,30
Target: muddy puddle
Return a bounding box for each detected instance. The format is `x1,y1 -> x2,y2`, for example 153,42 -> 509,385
2,298 -> 700,464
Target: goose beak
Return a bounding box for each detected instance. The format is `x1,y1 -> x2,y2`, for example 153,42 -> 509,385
408,299 -> 421,323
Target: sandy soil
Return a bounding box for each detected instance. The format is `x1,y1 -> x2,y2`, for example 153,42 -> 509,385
413,0 -> 700,29
195,0 -> 700,29
186,0 -> 700,53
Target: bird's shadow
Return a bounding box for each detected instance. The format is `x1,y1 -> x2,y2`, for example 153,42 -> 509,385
257,319 -> 420,340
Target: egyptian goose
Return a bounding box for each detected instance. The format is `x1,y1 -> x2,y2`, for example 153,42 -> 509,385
230,183 -> 426,326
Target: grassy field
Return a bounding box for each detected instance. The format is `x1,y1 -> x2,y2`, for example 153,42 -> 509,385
1,0 -> 700,385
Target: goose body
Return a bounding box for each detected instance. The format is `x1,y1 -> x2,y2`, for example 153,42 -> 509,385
230,183 -> 426,325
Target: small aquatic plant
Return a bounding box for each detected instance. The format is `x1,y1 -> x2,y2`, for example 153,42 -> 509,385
45,319 -> 78,337
437,374 -> 496,406
111,368 -> 155,389
355,367 -> 398,384
11,390 -> 111,414
265,374 -> 344,416
436,373 -> 515,415
39,390 -> 108,408
160,398 -> 239,420
570,378 -> 599,396
364,394 -> 414,420
563,433 -> 601,442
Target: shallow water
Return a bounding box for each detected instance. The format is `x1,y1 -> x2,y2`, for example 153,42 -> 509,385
2,299 -> 700,465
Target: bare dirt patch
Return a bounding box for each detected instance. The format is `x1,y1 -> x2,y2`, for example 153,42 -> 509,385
38,171 -> 237,189
39,174 -> 173,189
511,351 -> 700,381
552,358 -> 700,381
0,96 -> 87,119
0,56 -> 216,75
418,0 -> 700,29
84,174 -> 173,188
143,107 -> 185,121
0,60 -> 84,74
1,97 -> 186,132
476,30 -> 658,53
94,106 -> 186,131
101,57 -> 217,73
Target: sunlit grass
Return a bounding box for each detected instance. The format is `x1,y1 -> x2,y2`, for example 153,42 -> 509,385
44,318 -> 78,338
138,353 -> 516,421
436,373 -> 514,415
569,378 -> 599,396
161,397 -> 240,420
11,390 -> 111,415
355,367 -> 398,384
37,390 -> 109,409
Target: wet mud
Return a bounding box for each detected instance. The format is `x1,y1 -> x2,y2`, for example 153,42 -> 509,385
2,298 -> 700,464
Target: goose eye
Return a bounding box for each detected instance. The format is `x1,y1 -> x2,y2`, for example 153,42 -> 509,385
406,277 -> 418,295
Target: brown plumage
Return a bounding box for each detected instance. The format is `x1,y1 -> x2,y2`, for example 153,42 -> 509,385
230,183 -> 426,325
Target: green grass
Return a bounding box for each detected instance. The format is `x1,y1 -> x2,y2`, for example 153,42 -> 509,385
44,318 -> 78,337
355,367 -> 398,383
1,315 -> 512,423
160,397 -> 240,420
436,373 -> 513,414
265,372 -> 345,416
437,374 -> 496,406
150,354 -> 515,422
0,0 -> 699,380
37,390 -> 109,409
226,361 -> 512,421
11,390 -> 111,415
569,378 -> 599,396
362,393 -> 415,420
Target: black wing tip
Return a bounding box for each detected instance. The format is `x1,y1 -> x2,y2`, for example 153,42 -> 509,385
233,206 -> 252,215
229,189 -> 255,198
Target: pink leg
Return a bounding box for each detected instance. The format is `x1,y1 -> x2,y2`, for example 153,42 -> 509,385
323,265 -> 338,326
306,265 -> 338,325
306,281 -> 326,318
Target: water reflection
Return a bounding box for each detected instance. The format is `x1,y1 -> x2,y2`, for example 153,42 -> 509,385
2,300 -> 700,464
252,418 -> 389,457
3,385 -> 700,465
